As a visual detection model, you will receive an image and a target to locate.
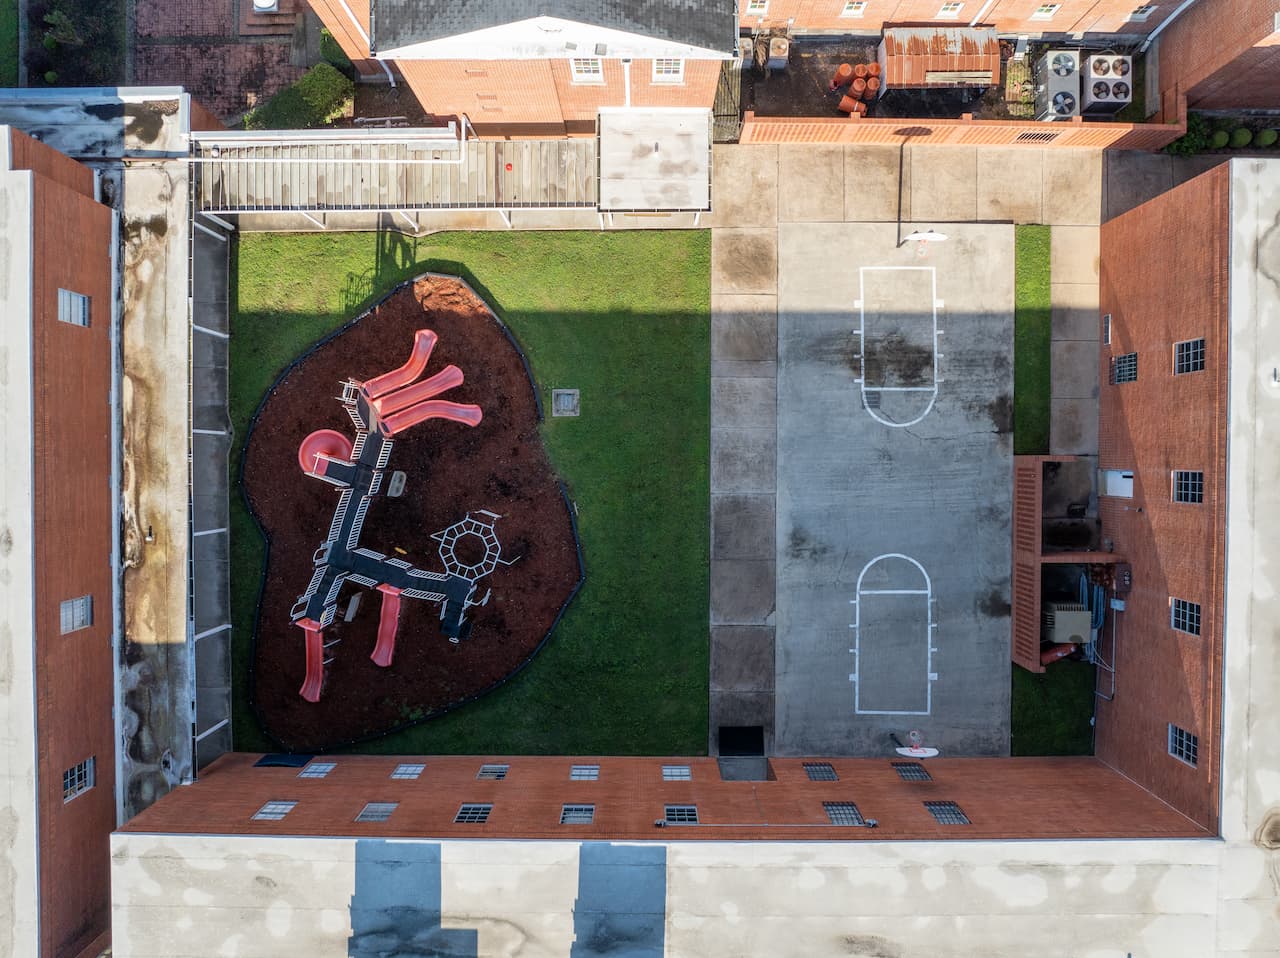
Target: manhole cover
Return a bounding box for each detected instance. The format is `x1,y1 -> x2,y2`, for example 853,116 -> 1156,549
387,470 -> 407,497
552,388 -> 580,417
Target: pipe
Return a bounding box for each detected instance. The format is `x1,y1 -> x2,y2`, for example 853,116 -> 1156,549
1140,0 -> 1200,52
335,0 -> 396,86
622,58 -> 632,107
108,203 -> 125,823
968,0 -> 997,26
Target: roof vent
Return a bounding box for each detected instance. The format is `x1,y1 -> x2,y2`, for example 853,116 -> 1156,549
595,43 -> 608,56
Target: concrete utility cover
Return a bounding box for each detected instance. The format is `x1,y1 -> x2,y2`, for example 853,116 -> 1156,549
387,470 -> 407,497
552,389 -> 580,417
597,108 -> 711,211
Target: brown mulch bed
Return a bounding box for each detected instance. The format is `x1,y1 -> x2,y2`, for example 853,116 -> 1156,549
244,276 -> 582,751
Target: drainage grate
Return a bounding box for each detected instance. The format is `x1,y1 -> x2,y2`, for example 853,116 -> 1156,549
551,388 -> 580,417
863,390 -> 881,411
1015,130 -> 1059,143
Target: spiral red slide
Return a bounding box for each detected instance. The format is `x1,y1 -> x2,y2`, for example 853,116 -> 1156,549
370,585 -> 403,667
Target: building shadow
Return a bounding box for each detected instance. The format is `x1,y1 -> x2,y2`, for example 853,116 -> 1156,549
570,843 -> 667,958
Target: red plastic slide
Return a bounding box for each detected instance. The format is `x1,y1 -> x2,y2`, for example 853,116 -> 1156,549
380,400 -> 483,438
360,329 -> 437,400
370,364 -> 464,418
371,584 -> 403,667
297,428 -> 354,476
296,618 -> 325,703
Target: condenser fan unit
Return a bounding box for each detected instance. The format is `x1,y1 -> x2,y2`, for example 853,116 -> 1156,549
1052,53 -> 1076,76
1112,81 -> 1130,99
1092,81 -> 1111,99
1091,57 -> 1110,75
1053,91 -> 1077,114
1112,58 -> 1131,77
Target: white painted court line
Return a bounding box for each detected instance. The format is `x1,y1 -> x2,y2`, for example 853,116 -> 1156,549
854,266 -> 944,428
848,553 -> 939,716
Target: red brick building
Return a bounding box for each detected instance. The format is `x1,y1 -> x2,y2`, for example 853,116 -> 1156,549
0,128 -> 118,958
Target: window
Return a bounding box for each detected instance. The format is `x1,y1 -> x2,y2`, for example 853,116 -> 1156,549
746,0 -> 768,12
652,59 -> 684,83
455,803 -> 492,824
1111,352 -> 1138,384
570,58 -> 603,82
570,764 -> 600,781
662,764 -> 691,781
298,761 -> 336,779
57,288 -> 90,327
892,762 -> 932,781
823,802 -> 865,825
938,2 -> 963,16
560,804 -> 595,824
1168,724 -> 1198,766
59,595 -> 93,634
924,801 -> 970,824
841,0 -> 867,15
803,762 -> 838,781
664,804 -> 699,824
1130,4 -> 1157,20
1173,470 -> 1204,504
355,802 -> 398,822
253,800 -> 296,821
1031,3 -> 1060,19
1174,338 -> 1206,374
391,763 -> 425,780
62,758 -> 95,802
1102,313 -> 1111,345
1171,598 -> 1202,635
477,764 -> 509,780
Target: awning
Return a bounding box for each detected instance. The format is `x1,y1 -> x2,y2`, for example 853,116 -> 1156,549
878,26 -> 1001,89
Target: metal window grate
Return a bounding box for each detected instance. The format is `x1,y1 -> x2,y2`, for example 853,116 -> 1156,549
253,800 -> 296,821
804,762 -> 838,781
477,764 -> 509,780
1102,313 -> 1111,345
1173,470 -> 1204,504
298,761 -> 336,779
560,804 -> 595,824
455,803 -> 492,824
59,595 -> 93,634
355,802 -> 398,822
1015,131 -> 1059,143
823,802 -> 865,825
924,801 -> 970,825
1171,598 -> 1202,635
664,804 -> 699,824
1174,338 -> 1206,374
63,757 -> 96,802
892,762 -> 932,781
1168,724 -> 1198,766
662,765 -> 692,781
1111,352 -> 1138,384
570,764 -> 600,781
391,763 -> 425,780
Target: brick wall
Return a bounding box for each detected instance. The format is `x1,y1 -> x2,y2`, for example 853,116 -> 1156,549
1095,161 -> 1230,832
1154,0 -> 1280,117
740,0 -> 1178,36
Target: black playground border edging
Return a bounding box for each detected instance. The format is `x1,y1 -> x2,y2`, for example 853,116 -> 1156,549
238,272 -> 584,753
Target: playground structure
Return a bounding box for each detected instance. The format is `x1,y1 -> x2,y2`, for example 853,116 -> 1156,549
290,328 -> 515,703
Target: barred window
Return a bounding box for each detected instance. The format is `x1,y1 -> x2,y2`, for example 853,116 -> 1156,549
59,595 -> 93,634
560,804 -> 595,824
1102,313 -> 1111,345
391,763 -> 424,780
924,801 -> 970,825
1171,598 -> 1201,635
63,758 -> 95,802
823,802 -> 865,825
477,764 -> 508,780
1174,338 -> 1205,374
252,800 -> 296,821
662,765 -> 691,781
455,803 -> 492,824
892,762 -> 932,781
1172,470 -> 1204,504
298,761 -> 336,779
57,288 -> 90,327
1168,724 -> 1198,766
664,804 -> 698,824
1111,352 -> 1138,384
570,764 -> 600,781
355,802 -> 398,822
804,762 -> 838,781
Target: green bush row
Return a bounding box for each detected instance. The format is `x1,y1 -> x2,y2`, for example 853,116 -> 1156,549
1167,113 -> 1280,155
243,62 -> 354,131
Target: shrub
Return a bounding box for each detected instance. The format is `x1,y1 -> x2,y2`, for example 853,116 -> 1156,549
43,70 -> 57,84
244,62 -> 354,130
320,28 -> 355,79
1210,130 -> 1229,149
1229,127 -> 1253,148
1165,112 -> 1210,156
43,10 -> 83,46
1256,128 -> 1278,148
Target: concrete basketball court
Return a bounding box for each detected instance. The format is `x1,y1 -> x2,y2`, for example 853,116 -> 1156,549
774,221 -> 1014,756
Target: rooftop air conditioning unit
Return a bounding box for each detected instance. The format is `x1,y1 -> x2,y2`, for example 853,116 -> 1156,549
1082,55 -> 1133,114
1042,602 -> 1091,646
1035,50 -> 1081,121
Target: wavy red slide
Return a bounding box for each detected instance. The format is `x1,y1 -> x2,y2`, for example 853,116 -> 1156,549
380,400 -> 483,438
360,328 -> 437,400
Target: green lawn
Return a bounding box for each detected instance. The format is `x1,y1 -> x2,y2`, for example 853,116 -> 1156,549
0,0 -> 17,87
1013,225 -> 1051,455
1010,660 -> 1096,756
231,230 -> 711,755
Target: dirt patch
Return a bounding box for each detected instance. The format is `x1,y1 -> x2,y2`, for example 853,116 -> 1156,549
243,276 -> 583,751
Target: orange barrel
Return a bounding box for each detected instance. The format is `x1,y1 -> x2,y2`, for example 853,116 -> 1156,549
867,61 -> 881,77
850,77 -> 868,99
851,100 -> 868,115
829,63 -> 854,90
853,63 -> 869,79
838,95 -> 860,114
865,76 -> 881,97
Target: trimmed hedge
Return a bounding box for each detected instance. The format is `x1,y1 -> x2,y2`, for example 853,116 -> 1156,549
1256,128 -> 1278,148
1229,127 -> 1253,148
244,62 -> 353,130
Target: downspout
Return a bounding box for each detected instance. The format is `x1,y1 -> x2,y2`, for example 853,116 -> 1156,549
1140,0 -> 1199,52
622,58 -> 632,107
337,0 -> 397,87
105,182 -> 126,826
968,0 -> 998,27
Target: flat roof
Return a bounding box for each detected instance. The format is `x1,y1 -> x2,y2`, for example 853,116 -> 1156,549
0,88 -> 190,159
597,108 -> 711,212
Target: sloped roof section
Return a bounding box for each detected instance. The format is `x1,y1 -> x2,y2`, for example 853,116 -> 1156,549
879,26 -> 1000,88
372,0 -> 736,56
